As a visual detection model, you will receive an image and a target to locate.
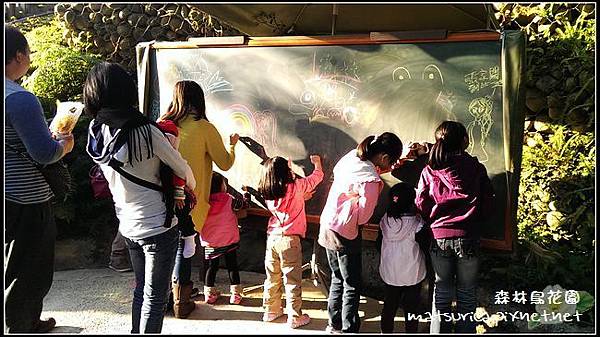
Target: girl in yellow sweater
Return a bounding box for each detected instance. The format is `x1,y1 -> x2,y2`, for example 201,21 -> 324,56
161,80 -> 239,316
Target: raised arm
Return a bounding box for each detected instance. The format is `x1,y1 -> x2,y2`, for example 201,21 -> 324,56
206,122 -> 236,171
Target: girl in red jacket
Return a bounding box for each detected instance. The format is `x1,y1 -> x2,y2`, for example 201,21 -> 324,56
200,172 -> 249,305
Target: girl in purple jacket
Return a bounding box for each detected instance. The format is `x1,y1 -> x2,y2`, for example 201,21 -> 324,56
415,121 -> 494,333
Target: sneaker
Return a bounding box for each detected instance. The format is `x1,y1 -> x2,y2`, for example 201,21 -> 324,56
288,314 -> 311,329
262,310 -> 284,322
190,287 -> 200,298
230,293 -> 242,305
205,292 -> 219,304
325,325 -> 342,334
34,317 -> 56,333
108,262 -> 132,273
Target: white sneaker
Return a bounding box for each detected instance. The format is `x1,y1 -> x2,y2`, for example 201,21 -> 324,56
325,325 -> 342,334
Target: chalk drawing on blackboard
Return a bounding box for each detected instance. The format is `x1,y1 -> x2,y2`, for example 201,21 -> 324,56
392,67 -> 411,81
422,64 -> 444,84
184,56 -> 233,95
222,104 -> 277,149
289,52 -> 361,126
464,66 -> 502,163
464,66 -> 502,94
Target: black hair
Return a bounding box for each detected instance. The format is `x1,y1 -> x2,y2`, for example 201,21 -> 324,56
356,132 -> 403,164
428,121 -> 468,170
386,182 -> 417,218
257,156 -> 294,200
210,172 -> 228,194
5,25 -> 29,65
82,62 -> 138,117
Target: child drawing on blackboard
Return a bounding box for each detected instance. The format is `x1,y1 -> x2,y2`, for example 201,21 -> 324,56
257,155 -> 324,329
317,132 -> 403,333
415,121 -> 494,333
199,172 -> 250,305
376,182 -> 426,333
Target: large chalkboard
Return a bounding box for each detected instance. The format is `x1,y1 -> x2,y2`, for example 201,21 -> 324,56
137,31 -> 526,250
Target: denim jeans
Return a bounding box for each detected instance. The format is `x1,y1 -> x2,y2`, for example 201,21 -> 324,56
429,238 -> 479,334
326,234 -> 362,333
125,226 -> 178,333
172,235 -> 192,284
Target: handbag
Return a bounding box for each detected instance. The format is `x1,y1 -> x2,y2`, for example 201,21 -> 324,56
89,164 -> 112,199
6,143 -> 72,201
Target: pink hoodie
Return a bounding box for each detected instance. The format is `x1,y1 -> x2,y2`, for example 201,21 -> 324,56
200,192 -> 240,248
320,150 -> 384,240
266,168 -> 324,238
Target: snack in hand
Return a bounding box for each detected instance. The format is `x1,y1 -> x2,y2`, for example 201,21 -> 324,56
50,101 -> 84,135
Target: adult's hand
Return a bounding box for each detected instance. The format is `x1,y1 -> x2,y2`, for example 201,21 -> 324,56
184,186 -> 197,209
230,133 -> 240,146
59,134 -> 75,156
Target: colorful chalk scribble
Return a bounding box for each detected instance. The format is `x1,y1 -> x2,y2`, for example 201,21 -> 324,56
222,104 -> 277,149
289,52 -> 362,125
464,66 -> 502,162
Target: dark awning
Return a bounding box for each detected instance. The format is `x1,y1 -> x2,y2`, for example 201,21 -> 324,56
193,4 -> 499,36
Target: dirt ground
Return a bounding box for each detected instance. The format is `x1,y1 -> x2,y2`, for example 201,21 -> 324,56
42,267 -> 429,334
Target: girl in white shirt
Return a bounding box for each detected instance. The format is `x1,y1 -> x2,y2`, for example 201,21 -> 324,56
377,182 -> 426,333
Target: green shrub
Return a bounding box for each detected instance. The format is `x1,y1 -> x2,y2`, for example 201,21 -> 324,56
23,47 -> 101,103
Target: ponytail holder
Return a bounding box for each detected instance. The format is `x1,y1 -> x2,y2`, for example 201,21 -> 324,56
392,196 -> 399,203
370,135 -> 378,145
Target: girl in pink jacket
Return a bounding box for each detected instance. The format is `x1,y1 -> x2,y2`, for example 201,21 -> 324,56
318,132 -> 403,333
200,172 -> 249,305
258,155 -> 324,329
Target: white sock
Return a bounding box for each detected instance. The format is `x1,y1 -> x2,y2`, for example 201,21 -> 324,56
182,234 -> 196,258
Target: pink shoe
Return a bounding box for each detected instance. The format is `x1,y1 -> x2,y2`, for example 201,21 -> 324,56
230,293 -> 242,305
262,310 -> 284,322
288,313 -> 311,329
229,284 -> 243,305
204,286 -> 220,304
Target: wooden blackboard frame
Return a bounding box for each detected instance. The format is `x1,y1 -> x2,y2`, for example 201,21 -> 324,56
137,30 -> 526,252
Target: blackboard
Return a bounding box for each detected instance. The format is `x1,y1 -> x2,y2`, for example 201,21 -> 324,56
137,31 -> 526,250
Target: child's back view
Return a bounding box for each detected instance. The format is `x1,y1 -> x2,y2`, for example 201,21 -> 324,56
258,155 -> 324,329
200,172 -> 249,305
378,182 -> 426,333
416,120 -> 494,333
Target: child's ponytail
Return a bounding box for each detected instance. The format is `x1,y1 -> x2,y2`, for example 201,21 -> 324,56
356,133 -> 403,163
357,135 -> 377,161
428,121 -> 468,170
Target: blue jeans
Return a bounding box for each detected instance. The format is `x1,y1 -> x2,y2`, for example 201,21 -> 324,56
172,235 -> 192,284
326,234 -> 362,333
125,226 -> 178,333
429,238 -> 479,334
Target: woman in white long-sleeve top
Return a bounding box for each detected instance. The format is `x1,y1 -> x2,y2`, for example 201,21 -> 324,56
84,62 -> 196,333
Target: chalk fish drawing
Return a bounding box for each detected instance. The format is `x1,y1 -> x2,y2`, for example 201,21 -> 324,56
289,52 -> 361,125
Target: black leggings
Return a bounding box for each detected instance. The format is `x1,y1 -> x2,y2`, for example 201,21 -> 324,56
203,250 -> 240,287
380,282 -> 422,333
